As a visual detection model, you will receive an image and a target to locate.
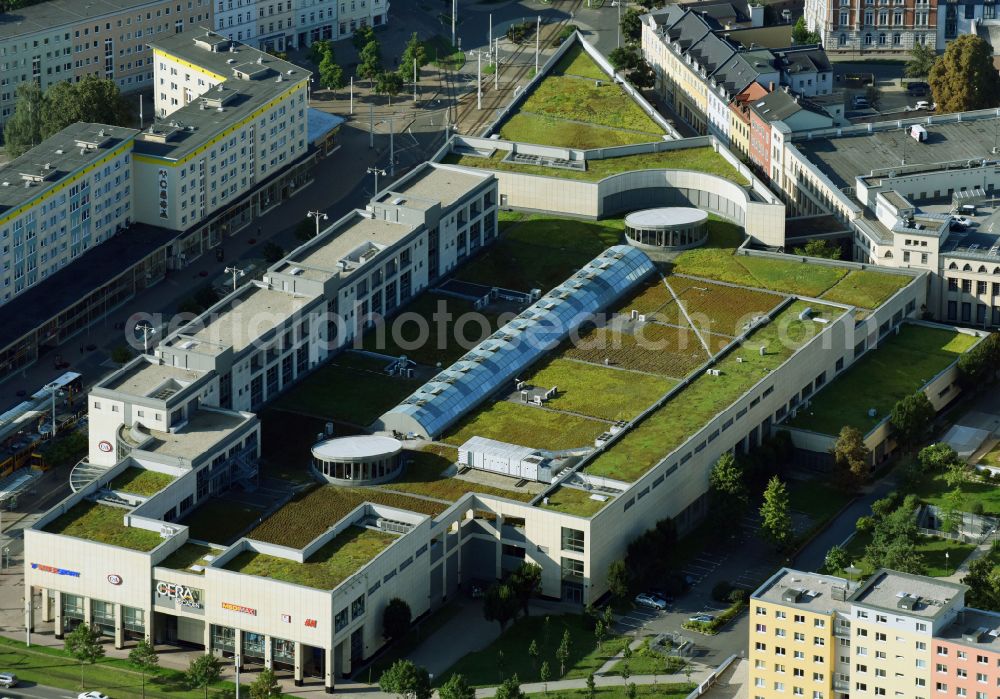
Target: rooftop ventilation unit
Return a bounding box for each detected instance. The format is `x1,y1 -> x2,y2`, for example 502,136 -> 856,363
782,588 -> 804,603
897,593 -> 920,610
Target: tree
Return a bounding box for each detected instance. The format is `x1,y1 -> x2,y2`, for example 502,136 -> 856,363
957,333 -> 1000,390
540,661 -> 552,692
509,562 -> 542,616
495,675 -> 526,699
375,70 -> 404,105
308,39 -> 333,67
318,50 -> 345,92
439,673 -> 475,699
791,17 -> 822,44
865,85 -> 882,110
296,216 -> 317,242
249,668 -> 282,699
941,487 -> 965,534
890,391 -> 935,451
262,242 -> 285,264
65,623 -> 105,689
352,25 -> 376,52
358,40 -> 383,87
824,544 -> 849,574
906,42 -> 937,79
963,557 -> 1000,611
399,32 -> 428,81
185,654 -> 222,699
111,345 -> 134,364
594,619 -> 606,651
556,629 -> 571,676
626,683 -> 638,699
383,597 -> 412,642
629,59 -> 655,89
609,45 -> 640,72
528,639 -> 539,669
866,494 -> 924,573
620,660 -> 631,683
484,583 -> 519,631
379,659 -> 432,699
621,8 -> 643,43
831,425 -> 871,493
930,34 -> 1000,113
943,458 -> 973,489
760,476 -> 793,550
607,558 -> 629,601
709,452 -> 749,534
793,239 -> 842,259
920,443 -> 960,472
586,673 -> 597,699
128,638 -> 159,699
3,82 -> 44,158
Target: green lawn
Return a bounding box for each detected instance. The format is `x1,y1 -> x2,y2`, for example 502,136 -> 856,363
980,441 -> 1000,468
672,222 -> 848,297
444,148 -> 748,186
910,471 -> 1000,516
443,400 -> 607,451
456,215 -> 624,293
360,294 -> 506,367
834,531 -> 974,578
438,614 -> 623,687
249,485 -> 446,548
377,444 -> 536,502
787,325 -> 978,435
500,112 -> 662,149
585,301 -> 838,484
0,636 -> 241,699
158,542 -> 216,574
271,351 -> 421,426
108,467 -> 175,497
44,501 -> 163,551
820,269 -> 912,309
539,486 -> 612,517
424,35 -> 464,70
179,498 -> 266,546
518,75 -> 664,135
225,526 -> 397,589
553,43 -> 608,80
522,357 -> 675,422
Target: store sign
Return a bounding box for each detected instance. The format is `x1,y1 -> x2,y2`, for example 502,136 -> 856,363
157,168 -> 169,219
222,602 -> 257,616
97,440 -> 113,453
155,581 -> 203,612
31,563 -> 80,577
304,618 -> 317,628
107,574 -> 123,586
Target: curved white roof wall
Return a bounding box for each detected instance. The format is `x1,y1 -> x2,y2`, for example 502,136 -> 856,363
374,245 -> 655,439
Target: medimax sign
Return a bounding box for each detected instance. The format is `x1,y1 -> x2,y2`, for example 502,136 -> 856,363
154,580 -> 204,614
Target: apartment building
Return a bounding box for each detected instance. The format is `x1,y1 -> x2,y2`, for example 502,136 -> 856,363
256,0 -> 294,52
0,0 -> 213,123
215,0 -> 258,44
335,0 -> 388,39
752,568 -> 974,699
0,123 -> 138,305
804,0 -> 938,52
642,6 -> 840,142
292,0 -> 337,47
136,30 -> 308,234
747,89 -> 834,183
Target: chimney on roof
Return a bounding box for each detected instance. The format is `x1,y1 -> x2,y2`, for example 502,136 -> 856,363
769,81 -> 775,92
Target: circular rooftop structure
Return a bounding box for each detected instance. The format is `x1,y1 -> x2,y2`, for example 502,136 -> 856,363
311,435 -> 404,486
624,207 -> 708,251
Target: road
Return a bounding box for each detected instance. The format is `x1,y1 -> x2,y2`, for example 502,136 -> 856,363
2,684 -> 75,699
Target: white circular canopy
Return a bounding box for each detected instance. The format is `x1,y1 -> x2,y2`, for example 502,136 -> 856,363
312,435 -> 403,461
625,207 -> 708,228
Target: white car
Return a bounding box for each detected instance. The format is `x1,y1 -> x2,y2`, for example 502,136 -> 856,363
78,692 -> 110,699
952,215 -> 972,228
634,593 -> 667,610
915,100 -> 932,111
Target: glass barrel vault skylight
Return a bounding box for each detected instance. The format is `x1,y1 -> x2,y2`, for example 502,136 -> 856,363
374,245 -> 655,439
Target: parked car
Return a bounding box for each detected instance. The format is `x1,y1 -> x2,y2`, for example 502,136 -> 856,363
852,95 -> 869,109
648,588 -> 674,604
78,692 -> 109,699
955,204 -> 978,216
952,215 -> 972,228
914,100 -> 932,111
906,81 -> 929,96
688,614 -> 716,623
635,593 -> 668,610
0,674 -> 16,688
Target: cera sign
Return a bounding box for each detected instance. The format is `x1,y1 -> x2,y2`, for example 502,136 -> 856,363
154,580 -> 204,613
222,602 -> 257,616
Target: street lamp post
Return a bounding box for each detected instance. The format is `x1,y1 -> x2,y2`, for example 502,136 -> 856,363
307,210 -> 328,238
224,266 -> 245,293
135,322 -> 156,354
369,103 -> 374,148
235,654 -> 241,699
44,382 -> 60,438
452,0 -> 457,49
350,76 -> 354,115
613,0 -> 626,48
495,38 -> 500,90
535,16 -> 541,75
389,115 -> 395,177
367,166 -> 387,194
477,51 -> 483,109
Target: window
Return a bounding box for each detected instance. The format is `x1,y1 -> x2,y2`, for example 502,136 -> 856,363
561,527 -> 585,553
